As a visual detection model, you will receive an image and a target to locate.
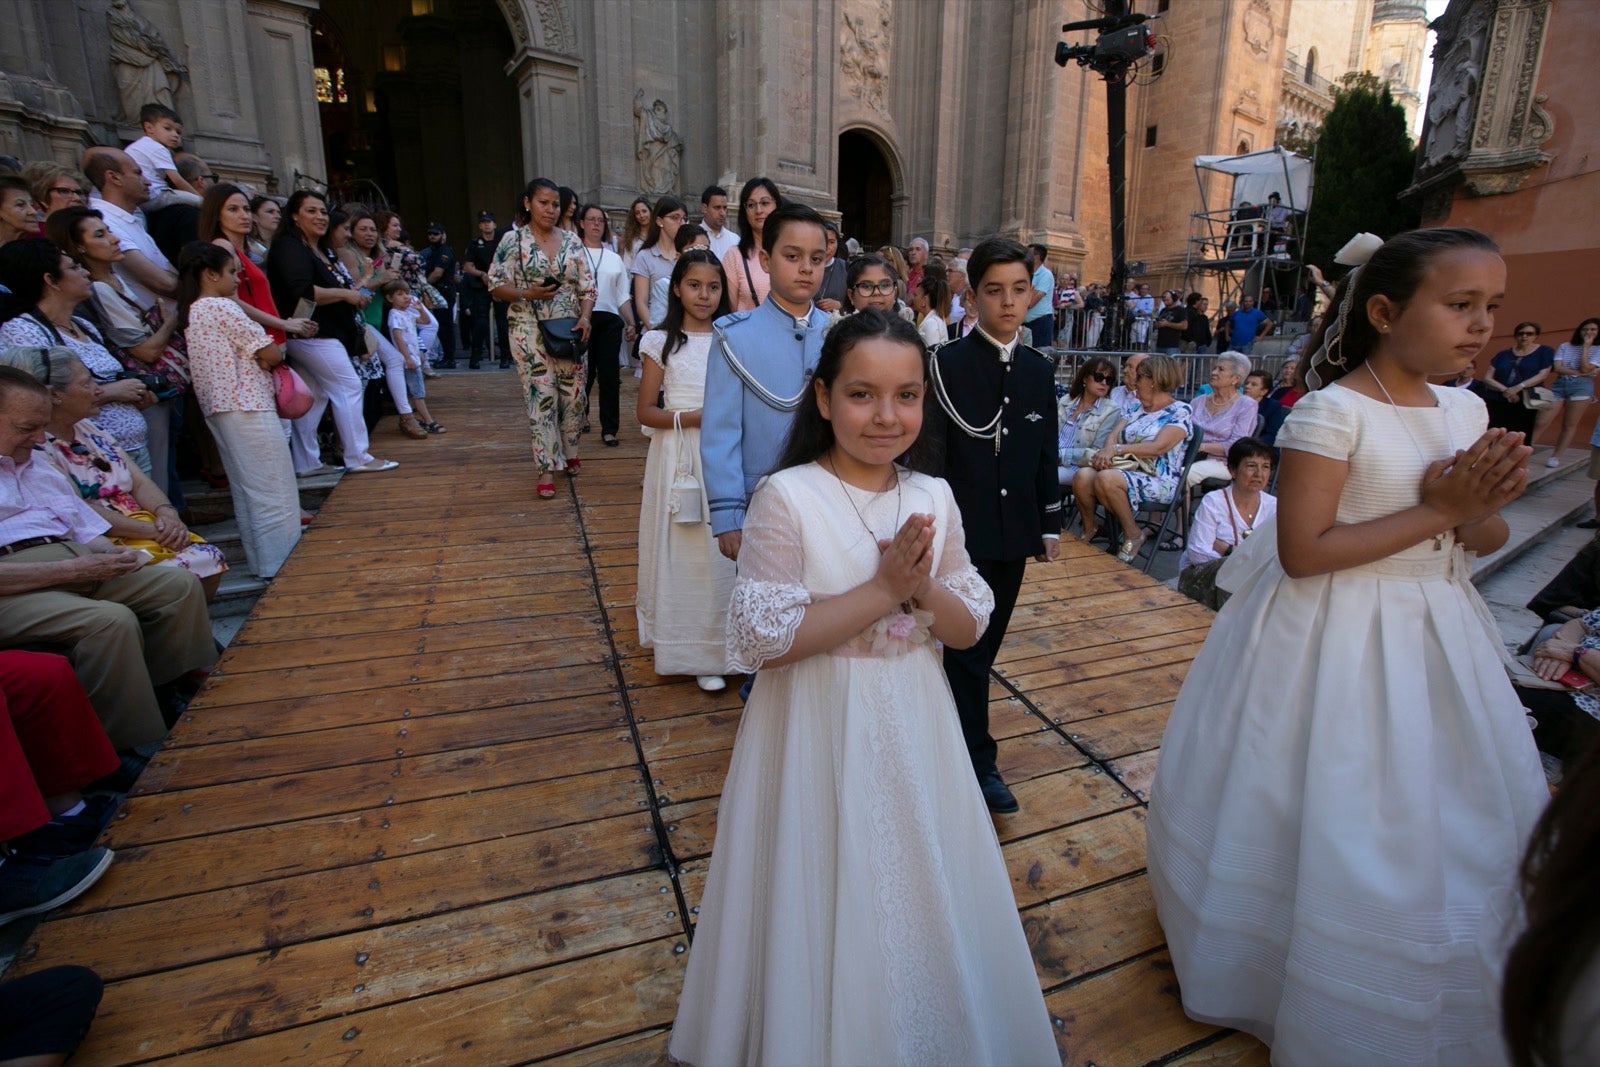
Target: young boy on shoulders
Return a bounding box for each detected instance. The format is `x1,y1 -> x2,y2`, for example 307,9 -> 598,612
701,201 -> 829,561
918,237 -> 1062,815
125,104 -> 203,211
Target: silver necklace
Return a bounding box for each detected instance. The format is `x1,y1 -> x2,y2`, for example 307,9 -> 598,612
1364,364 -> 1452,550
824,457 -> 902,543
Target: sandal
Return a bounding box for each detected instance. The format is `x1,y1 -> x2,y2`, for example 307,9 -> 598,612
423,421 -> 447,434
1158,534 -> 1185,552
1116,534 -> 1147,563
536,482 -> 556,499
565,459 -> 581,476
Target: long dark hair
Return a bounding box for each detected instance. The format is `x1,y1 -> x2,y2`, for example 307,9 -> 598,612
656,248 -> 729,365
735,176 -> 782,258
0,237 -> 68,323
1568,317 -> 1600,346
621,196 -> 651,251
174,241 -> 235,330
643,195 -> 686,250
277,189 -> 329,247
557,185 -> 578,227
197,182 -> 249,244
1302,227 -> 1500,390
1503,735 -> 1600,1066
773,309 -> 931,473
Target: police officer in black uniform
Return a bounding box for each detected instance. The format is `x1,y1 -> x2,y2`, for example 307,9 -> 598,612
919,237 -> 1062,814
419,223 -> 459,367
461,210 -> 508,369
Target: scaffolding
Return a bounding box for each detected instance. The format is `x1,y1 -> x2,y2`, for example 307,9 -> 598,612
1183,146 -> 1315,318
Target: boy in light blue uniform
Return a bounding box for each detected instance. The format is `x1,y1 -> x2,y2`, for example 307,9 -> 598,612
701,202 -> 830,562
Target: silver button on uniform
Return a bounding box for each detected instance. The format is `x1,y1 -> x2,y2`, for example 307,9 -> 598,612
1000,488 -> 1008,497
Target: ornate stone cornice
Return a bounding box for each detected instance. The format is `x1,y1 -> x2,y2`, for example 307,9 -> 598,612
1405,0 -> 1554,212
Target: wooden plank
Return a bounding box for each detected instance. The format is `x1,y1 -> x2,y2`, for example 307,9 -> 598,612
228,591 -> 608,646
247,570 -> 595,618
18,812 -> 662,982
1163,1031 -> 1270,1065
535,1029 -> 673,1067
993,765 -> 1134,843
1067,701 -> 1175,762
178,662 -> 619,733
1046,953 -> 1221,1067
145,937 -> 687,1066
997,606 -> 1213,664
152,696 -> 623,789
637,708 -> 744,763
109,728 -> 639,843
217,613 -> 605,674
90,767 -> 650,908
1004,808 -> 1149,909
1107,749 -> 1160,801
1024,874 -> 1165,991
1000,637 -> 1208,693
75,872 -> 680,1062
1027,665 -> 1195,724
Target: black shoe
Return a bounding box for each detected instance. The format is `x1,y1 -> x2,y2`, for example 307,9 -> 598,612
85,753 -> 146,794
10,796 -> 118,859
979,771 -> 1019,814
1578,518 -> 1600,529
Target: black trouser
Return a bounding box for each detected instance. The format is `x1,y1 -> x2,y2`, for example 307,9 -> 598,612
463,287 -> 490,365
1513,685 -> 1600,763
494,301 -> 511,365
942,556 -> 1027,779
432,295 -> 457,365
0,965 -> 103,1060
584,311 -> 624,438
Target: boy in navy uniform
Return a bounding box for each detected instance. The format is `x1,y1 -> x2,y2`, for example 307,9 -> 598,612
919,237 -> 1062,813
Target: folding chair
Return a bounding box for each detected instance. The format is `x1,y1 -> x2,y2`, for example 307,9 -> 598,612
1129,426 -> 1205,574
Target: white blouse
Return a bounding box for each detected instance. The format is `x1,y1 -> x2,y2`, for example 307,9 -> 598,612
580,244 -> 629,316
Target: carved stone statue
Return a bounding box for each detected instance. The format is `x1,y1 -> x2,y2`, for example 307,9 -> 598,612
634,90 -> 683,197
107,0 -> 187,122
840,0 -> 890,113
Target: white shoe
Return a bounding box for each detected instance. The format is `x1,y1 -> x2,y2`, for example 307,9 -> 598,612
696,675 -> 726,692
1547,456 -> 1561,468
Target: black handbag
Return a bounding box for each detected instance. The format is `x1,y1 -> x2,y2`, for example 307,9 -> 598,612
537,317 -> 588,361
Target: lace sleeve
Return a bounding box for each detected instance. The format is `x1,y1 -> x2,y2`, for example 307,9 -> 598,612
639,329 -> 667,368
931,480 -> 994,637
1276,387 -> 1357,461
725,479 -> 812,673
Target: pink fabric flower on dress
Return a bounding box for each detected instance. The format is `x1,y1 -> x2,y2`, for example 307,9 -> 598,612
868,608 -> 935,656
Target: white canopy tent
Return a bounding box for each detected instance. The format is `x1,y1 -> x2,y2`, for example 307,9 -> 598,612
1194,146 -> 1315,215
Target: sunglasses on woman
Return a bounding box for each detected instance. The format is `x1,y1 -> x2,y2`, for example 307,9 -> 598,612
1091,372 -> 1115,384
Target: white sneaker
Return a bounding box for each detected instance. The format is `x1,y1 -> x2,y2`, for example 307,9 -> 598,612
696,675 -> 727,692
1547,456 -> 1561,468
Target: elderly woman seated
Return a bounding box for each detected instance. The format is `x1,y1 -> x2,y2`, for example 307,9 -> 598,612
1057,355 -> 1121,485
1186,351 -> 1258,487
0,345 -> 226,600
1518,612 -> 1600,766
1177,438 -> 1277,608
1073,353 -> 1194,562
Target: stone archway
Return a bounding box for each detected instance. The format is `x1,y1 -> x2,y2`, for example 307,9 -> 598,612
837,127 -> 900,251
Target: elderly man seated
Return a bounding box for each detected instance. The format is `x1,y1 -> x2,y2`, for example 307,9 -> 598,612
0,367 -> 215,751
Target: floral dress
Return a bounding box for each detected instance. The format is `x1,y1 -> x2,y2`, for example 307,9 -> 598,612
486,226 -> 597,471
327,251 -> 381,381
1117,399 -> 1193,507
46,418 -> 227,579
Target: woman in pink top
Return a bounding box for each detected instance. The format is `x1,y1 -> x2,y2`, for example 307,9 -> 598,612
721,176 -> 780,311
177,243 -> 302,579
1185,351 -> 1259,488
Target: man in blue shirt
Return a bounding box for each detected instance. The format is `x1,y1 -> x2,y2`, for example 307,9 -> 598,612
1226,294 -> 1272,354
1024,243 -> 1055,348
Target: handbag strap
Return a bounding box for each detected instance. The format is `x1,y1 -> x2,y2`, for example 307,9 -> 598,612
741,252 -> 757,305
1223,489 -> 1242,543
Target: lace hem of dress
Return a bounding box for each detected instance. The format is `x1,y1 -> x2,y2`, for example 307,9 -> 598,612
937,566 -> 995,637
725,579 -> 811,673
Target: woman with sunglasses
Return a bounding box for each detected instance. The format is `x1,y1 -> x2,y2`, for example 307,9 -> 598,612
1057,356 -> 1121,486
0,237 -> 153,472
1480,321 -> 1554,441
0,345 -> 225,599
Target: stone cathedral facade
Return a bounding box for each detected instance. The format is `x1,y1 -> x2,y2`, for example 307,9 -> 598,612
0,0 -> 1424,294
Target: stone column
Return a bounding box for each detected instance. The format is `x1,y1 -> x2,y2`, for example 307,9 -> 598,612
244,0 -> 326,191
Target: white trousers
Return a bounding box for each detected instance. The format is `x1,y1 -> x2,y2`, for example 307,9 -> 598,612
372,334 -> 414,414
286,337 -> 373,471
208,408 -> 303,578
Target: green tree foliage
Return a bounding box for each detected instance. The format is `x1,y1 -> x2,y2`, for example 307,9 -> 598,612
1303,72 -> 1419,273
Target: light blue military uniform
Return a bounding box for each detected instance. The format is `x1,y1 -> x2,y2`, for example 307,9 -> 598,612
701,297 -> 826,537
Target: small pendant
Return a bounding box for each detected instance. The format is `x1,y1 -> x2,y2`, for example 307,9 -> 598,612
1433,533 -> 1446,551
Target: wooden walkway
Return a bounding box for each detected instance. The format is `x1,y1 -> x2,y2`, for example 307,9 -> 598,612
9,370 -> 1266,1065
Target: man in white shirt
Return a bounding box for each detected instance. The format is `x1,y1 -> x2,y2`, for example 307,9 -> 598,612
0,366 -> 215,751
699,184 -> 739,263
83,147 -> 176,309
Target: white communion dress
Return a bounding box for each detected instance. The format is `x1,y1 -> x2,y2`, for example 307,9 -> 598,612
1145,383 -> 1551,1065
635,330 -> 736,677
668,462 -> 1059,1067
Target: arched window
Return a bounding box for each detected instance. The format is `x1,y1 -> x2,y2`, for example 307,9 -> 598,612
1304,47 -> 1318,83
